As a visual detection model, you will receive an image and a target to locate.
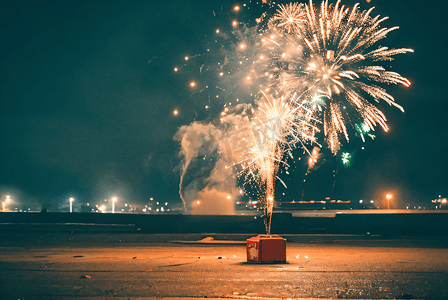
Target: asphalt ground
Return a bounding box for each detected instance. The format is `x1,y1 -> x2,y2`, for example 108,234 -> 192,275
1,230 -> 448,300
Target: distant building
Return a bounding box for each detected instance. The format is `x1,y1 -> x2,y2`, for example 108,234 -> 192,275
235,197 -> 378,211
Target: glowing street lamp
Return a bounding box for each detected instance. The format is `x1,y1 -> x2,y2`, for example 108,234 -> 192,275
386,194 -> 392,210
69,197 -> 74,213
112,197 -> 117,213
438,196 -> 448,208
2,195 -> 11,211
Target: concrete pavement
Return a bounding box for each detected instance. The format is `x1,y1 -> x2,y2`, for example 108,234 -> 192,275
1,231 -> 448,299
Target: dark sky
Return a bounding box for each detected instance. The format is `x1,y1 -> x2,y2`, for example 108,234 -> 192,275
1,0 -> 447,209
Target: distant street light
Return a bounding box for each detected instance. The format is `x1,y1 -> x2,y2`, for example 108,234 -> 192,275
2,195 -> 11,211
386,194 -> 392,210
112,197 -> 117,213
69,197 -> 74,213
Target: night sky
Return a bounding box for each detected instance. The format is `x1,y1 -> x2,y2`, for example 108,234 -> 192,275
1,0 -> 447,210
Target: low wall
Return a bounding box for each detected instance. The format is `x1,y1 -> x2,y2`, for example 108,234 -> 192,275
1,211 -> 447,236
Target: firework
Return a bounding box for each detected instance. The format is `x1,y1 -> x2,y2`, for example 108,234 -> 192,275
176,0 -> 411,233
268,0 -> 413,153
231,0 -> 410,231
181,1 -> 411,154
271,2 -> 307,34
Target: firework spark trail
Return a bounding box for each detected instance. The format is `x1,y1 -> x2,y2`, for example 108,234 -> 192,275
225,92 -> 318,233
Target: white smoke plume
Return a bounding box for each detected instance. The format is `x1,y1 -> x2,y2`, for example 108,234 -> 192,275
174,122 -> 239,214
174,105 -> 252,214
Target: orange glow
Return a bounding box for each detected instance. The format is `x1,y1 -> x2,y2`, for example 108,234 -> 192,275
386,194 -> 392,209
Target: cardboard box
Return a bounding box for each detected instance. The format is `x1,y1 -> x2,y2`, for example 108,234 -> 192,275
246,234 -> 286,262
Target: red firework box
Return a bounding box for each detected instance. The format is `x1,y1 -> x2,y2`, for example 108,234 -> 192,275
246,234 -> 286,263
